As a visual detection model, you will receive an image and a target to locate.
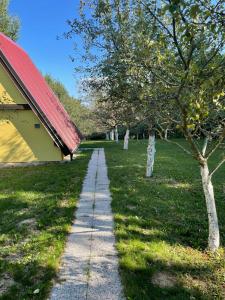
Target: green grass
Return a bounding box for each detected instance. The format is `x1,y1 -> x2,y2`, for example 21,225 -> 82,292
81,139 -> 225,299
0,152 -> 91,300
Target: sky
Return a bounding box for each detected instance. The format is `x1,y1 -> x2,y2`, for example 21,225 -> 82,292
9,0 -> 83,98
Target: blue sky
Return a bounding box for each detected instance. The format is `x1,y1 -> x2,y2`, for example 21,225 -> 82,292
9,0 -> 83,98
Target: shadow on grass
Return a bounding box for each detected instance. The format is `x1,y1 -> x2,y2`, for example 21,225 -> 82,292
119,257 -> 215,300
1,261 -> 56,300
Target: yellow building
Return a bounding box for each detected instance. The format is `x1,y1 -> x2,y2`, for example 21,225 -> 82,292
0,33 -> 81,163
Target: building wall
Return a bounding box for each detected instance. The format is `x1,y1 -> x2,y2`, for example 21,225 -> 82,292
0,63 -> 63,162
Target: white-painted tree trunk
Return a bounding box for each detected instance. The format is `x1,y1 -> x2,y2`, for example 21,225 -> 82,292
110,130 -> 114,141
146,133 -> 156,177
123,129 -> 129,150
106,132 -> 109,140
200,162 -> 220,251
164,128 -> 168,140
115,126 -> 119,143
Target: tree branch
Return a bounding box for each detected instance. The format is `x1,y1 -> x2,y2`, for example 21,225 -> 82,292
164,138 -> 192,155
202,136 -> 209,156
210,156 -> 225,178
171,15 -> 187,69
206,128 -> 225,159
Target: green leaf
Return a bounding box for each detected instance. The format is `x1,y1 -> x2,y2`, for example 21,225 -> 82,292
190,5 -> 200,19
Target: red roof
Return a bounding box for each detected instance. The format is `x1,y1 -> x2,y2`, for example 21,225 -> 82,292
0,33 -> 81,155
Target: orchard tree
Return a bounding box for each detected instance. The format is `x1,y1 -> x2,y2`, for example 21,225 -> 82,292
93,99 -> 119,140
81,78 -> 121,141
67,0 -> 168,169
139,0 -> 225,251
0,0 -> 20,40
67,0 -> 140,149
91,87 -> 139,148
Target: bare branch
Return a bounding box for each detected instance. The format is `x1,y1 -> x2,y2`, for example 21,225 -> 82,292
210,156 -> 225,178
141,0 -> 174,39
206,128 -> 225,159
202,137 -> 209,156
164,138 -> 192,155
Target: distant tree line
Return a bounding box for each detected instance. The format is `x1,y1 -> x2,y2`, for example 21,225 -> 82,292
45,74 -> 101,137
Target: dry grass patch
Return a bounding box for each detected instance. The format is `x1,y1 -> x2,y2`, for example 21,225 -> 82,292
151,271 -> 177,288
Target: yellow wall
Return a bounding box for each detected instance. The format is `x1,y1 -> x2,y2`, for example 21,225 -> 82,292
0,63 -> 26,104
0,63 -> 63,162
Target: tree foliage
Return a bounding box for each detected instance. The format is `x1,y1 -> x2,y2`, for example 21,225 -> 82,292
0,0 -> 20,41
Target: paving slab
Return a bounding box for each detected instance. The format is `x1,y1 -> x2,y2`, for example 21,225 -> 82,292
87,256 -> 124,300
50,148 -> 124,300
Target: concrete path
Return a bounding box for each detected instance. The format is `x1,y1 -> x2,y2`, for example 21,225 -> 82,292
50,148 -> 124,300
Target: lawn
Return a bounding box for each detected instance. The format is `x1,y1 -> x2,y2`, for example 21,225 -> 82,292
0,151 -> 91,300
1,140 -> 224,300
82,139 -> 225,300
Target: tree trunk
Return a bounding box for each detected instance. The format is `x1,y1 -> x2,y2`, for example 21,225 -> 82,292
115,126 -> 119,143
164,128 -> 168,140
106,132 -> 109,140
146,133 -> 156,177
137,133 -> 139,140
200,162 -> 220,251
110,130 -> 114,141
123,129 -> 129,150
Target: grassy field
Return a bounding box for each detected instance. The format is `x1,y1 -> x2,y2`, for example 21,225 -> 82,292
82,139 -> 225,300
0,152 -> 91,300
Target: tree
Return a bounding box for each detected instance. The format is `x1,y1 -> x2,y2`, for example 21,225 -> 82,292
137,0 -> 225,251
67,0 -> 170,169
0,0 -> 20,41
93,100 -> 118,140
66,0 -> 140,149
89,82 -> 139,148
